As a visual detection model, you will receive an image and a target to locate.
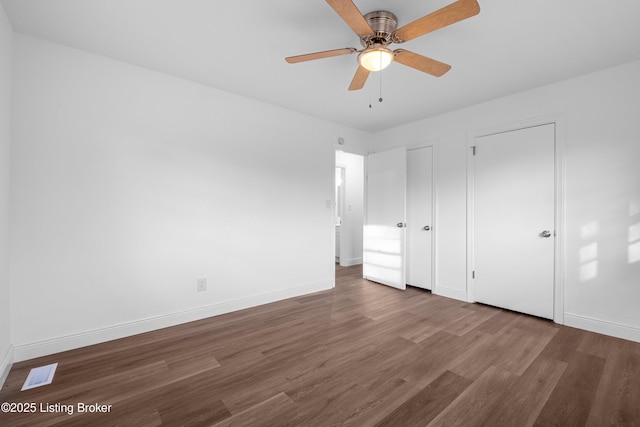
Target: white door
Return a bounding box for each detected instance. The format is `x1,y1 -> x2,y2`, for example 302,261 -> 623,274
473,124 -> 555,319
364,147 -> 407,289
406,147 -> 433,290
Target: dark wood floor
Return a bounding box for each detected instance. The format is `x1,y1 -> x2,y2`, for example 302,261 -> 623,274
1,264 -> 640,426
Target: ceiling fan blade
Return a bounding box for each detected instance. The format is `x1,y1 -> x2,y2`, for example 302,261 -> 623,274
393,0 -> 480,43
348,66 -> 370,91
394,49 -> 451,77
325,0 -> 373,37
285,48 -> 357,64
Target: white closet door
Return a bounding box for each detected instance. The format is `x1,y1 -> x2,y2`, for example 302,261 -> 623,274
473,124 -> 555,319
364,147 -> 407,290
406,147 -> 433,290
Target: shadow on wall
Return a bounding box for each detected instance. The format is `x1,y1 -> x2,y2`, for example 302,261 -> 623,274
580,198 -> 640,283
579,220 -> 599,282
629,200 -> 640,264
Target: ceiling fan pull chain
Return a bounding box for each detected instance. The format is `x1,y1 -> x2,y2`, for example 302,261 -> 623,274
379,68 -> 383,103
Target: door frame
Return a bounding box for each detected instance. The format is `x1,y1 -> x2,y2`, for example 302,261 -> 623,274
334,166 -> 346,263
466,114 -> 565,324
333,143 -> 367,284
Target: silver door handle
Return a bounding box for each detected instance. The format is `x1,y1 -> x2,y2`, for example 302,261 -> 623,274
423,225 -> 431,231
541,230 -> 552,238
397,222 -> 405,228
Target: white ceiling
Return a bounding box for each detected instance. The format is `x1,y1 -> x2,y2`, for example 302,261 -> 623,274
2,0 -> 640,132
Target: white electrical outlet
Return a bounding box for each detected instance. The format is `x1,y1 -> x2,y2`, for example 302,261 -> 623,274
197,278 -> 207,292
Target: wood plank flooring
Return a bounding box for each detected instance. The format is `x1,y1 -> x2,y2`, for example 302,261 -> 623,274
1,264 -> 640,426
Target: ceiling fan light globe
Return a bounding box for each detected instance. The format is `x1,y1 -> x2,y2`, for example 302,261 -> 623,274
358,48 -> 393,72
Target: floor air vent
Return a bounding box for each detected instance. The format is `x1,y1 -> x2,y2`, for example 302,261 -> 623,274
21,363 -> 58,391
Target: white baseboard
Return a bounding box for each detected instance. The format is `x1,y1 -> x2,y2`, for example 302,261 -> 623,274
0,345 -> 13,388
564,313 -> 640,343
433,284 -> 468,302
13,280 -> 332,362
339,257 -> 362,267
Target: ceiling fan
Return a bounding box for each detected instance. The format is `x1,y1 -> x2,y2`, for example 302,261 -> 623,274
285,0 -> 480,90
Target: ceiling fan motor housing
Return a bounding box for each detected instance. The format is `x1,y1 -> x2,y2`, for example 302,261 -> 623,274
361,11 -> 398,47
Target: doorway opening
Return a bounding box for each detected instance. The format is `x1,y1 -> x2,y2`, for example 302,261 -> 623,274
334,150 -> 364,269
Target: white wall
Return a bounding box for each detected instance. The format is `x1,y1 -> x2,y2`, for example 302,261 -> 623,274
0,2 -> 13,385
372,60 -> 640,342
335,150 -> 364,266
10,34 -> 371,360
